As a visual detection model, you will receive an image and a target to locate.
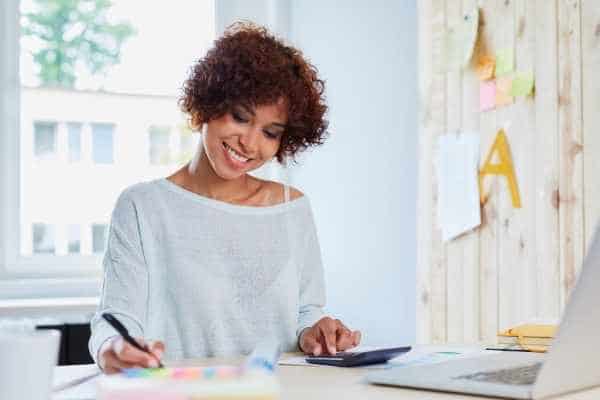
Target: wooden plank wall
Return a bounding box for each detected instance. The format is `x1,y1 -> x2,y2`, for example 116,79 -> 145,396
417,0 -> 600,344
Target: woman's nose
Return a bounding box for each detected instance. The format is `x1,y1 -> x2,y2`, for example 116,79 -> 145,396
238,127 -> 261,155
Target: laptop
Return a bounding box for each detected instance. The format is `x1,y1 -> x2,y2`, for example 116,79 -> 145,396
367,226 -> 600,399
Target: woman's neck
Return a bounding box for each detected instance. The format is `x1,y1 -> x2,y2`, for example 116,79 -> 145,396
171,146 -> 259,204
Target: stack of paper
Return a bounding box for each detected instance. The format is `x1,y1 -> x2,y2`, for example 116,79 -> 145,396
495,324 -> 557,353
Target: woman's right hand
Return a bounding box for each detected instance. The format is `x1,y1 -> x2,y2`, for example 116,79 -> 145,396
99,336 -> 165,374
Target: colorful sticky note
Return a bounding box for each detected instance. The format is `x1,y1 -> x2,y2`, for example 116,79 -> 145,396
480,81 -> 496,111
495,77 -> 514,107
495,48 -> 514,76
510,72 -> 535,97
475,54 -> 495,81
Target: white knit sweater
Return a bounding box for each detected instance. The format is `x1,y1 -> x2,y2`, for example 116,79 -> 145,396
89,178 -> 325,363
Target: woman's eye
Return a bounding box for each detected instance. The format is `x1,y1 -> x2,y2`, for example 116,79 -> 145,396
232,112 -> 248,123
264,131 -> 282,139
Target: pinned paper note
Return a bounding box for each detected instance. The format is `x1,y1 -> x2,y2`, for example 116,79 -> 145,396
444,7 -> 480,70
475,54 -> 495,80
480,81 -> 496,111
510,72 -> 535,97
479,129 -> 521,208
495,48 -> 514,76
436,132 -> 481,241
495,77 -> 514,107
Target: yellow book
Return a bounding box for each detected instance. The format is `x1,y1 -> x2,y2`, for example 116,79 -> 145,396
497,336 -> 552,346
497,324 -> 557,353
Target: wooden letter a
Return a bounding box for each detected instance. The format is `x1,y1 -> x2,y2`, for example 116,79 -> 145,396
479,129 -> 521,208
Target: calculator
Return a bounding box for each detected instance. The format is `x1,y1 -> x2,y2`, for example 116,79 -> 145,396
305,346 -> 411,367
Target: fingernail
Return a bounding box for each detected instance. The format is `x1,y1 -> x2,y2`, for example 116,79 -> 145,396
148,359 -> 158,368
314,346 -> 321,356
329,346 -> 336,354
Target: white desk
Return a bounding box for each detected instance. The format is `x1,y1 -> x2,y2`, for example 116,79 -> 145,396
52,354 -> 600,400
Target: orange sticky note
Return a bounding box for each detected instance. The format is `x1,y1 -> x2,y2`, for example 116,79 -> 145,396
475,54 -> 495,80
480,81 -> 496,111
495,77 -> 514,107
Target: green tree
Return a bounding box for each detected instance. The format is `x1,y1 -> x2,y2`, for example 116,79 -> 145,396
21,0 -> 134,88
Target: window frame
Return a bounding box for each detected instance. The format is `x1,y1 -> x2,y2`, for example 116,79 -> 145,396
0,0 -> 102,297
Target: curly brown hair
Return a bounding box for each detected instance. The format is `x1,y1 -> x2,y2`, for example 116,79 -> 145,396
179,22 -> 328,163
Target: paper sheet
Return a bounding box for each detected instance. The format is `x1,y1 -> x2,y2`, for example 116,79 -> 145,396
387,345 -> 489,367
436,132 -> 481,242
495,76 -> 514,107
278,345 -> 490,370
52,364 -> 100,400
510,72 -> 535,97
495,48 -> 514,76
444,7 -> 480,70
479,81 -> 496,111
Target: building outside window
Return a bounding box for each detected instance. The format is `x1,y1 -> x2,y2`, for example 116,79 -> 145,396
32,223 -> 55,254
67,122 -> 82,163
33,121 -> 57,160
91,224 -> 108,254
149,125 -> 171,165
91,123 -> 115,164
67,224 -> 81,254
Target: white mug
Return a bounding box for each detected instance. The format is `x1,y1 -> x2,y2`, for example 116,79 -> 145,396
0,328 -> 61,400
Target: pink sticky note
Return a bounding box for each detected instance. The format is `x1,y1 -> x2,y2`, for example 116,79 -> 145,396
480,81 -> 496,111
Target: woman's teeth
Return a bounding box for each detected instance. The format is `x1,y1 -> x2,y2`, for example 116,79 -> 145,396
224,143 -> 250,163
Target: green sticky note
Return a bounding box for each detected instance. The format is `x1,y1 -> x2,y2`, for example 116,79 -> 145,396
510,72 -> 535,97
495,48 -> 514,76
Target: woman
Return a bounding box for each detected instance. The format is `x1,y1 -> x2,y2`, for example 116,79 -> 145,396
89,22 -> 361,373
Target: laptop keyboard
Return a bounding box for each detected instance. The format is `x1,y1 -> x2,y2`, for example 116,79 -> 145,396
453,362 -> 543,386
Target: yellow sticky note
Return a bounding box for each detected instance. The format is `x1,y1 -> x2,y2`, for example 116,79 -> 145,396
480,81 -> 496,111
479,129 -> 521,208
495,77 -> 514,107
475,54 -> 495,81
510,72 -> 535,97
495,48 -> 514,76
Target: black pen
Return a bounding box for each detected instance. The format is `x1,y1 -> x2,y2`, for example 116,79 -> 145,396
102,313 -> 164,368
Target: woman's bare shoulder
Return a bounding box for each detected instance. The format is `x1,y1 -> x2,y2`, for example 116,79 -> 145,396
259,179 -> 304,204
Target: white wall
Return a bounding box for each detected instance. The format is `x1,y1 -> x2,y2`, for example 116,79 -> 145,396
288,1 -> 417,346
215,0 -> 290,39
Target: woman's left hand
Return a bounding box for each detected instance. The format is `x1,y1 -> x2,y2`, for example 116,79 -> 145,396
299,317 -> 361,355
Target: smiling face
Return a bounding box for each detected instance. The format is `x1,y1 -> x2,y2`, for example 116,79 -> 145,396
202,101 -> 288,180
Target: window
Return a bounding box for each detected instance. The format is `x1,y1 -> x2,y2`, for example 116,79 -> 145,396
92,123 -> 114,164
149,124 -> 200,166
67,122 -> 82,163
33,121 -> 57,160
67,224 -> 81,254
0,0 -> 215,297
178,124 -> 197,164
32,223 -> 55,254
149,125 -> 171,165
91,224 -> 108,254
